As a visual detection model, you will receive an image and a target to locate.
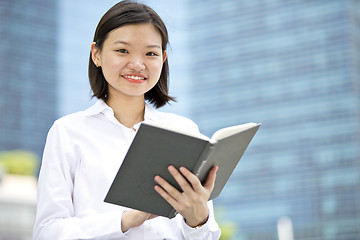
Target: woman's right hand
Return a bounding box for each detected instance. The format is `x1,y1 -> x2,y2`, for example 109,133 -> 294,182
121,209 -> 158,232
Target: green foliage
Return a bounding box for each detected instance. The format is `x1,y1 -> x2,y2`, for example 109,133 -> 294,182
0,150 -> 39,176
215,206 -> 238,240
219,222 -> 237,240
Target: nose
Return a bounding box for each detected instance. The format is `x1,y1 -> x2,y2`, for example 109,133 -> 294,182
127,56 -> 145,71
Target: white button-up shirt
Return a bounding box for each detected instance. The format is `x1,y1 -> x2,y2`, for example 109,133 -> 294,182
33,100 -> 221,240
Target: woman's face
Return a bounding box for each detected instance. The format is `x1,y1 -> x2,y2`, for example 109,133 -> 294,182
92,23 -> 167,100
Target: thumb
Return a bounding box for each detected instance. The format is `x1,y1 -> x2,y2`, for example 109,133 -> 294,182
148,214 -> 159,220
203,165 -> 218,191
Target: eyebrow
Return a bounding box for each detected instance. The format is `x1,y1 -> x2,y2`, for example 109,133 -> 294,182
113,40 -> 161,49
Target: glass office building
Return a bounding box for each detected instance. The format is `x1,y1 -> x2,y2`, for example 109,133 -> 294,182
0,1 -> 57,239
0,0 -> 58,158
186,0 -> 360,239
1,1 -> 359,239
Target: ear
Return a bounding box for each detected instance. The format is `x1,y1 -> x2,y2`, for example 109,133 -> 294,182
91,42 -> 101,67
163,50 -> 167,63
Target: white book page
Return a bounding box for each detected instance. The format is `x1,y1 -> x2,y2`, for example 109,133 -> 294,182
142,120 -> 210,141
210,122 -> 259,143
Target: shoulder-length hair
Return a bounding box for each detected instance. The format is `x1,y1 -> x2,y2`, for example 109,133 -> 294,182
88,0 -> 175,108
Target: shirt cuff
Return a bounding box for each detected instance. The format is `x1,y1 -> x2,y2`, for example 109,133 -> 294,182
99,209 -> 130,239
180,205 -> 220,239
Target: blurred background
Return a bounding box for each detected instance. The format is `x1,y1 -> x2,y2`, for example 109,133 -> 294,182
0,0 -> 359,239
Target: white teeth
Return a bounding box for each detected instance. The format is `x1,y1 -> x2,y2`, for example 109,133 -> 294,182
124,75 -> 145,80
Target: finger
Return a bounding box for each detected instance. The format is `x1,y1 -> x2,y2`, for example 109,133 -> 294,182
179,166 -> 203,192
168,165 -> 194,192
154,175 -> 182,200
203,165 -> 218,191
154,182 -> 179,207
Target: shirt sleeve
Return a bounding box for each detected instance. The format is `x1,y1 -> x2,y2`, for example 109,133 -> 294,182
180,201 -> 221,240
33,121 -> 128,240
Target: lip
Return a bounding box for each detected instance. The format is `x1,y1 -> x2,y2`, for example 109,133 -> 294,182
121,74 -> 147,83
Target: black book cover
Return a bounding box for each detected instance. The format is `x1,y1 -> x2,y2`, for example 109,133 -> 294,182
104,123 -> 260,218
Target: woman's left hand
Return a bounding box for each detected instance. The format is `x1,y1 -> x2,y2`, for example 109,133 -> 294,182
154,165 -> 218,227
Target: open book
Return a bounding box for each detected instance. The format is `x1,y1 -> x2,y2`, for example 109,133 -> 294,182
104,121 -> 261,218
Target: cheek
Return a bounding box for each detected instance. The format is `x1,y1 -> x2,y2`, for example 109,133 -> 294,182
149,61 -> 164,77
101,57 -> 125,80
102,55 -> 122,70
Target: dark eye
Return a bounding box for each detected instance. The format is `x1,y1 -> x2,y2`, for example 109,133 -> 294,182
117,49 -> 128,54
146,52 -> 158,56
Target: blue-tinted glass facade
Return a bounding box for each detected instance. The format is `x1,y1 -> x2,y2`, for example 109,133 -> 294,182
186,0 -> 360,239
57,0 -> 119,117
0,1 -> 58,158
1,1 -> 359,239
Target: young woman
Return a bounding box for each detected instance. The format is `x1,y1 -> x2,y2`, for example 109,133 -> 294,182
33,1 -> 221,239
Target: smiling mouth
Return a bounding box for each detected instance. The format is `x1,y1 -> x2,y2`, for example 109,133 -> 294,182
122,74 -> 147,83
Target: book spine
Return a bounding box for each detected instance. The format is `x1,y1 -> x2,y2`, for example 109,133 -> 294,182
192,142 -> 214,179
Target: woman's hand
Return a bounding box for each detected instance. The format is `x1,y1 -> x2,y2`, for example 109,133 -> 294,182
154,165 -> 218,227
121,210 -> 158,232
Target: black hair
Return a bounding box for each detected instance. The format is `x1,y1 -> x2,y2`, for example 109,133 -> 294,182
88,0 -> 175,108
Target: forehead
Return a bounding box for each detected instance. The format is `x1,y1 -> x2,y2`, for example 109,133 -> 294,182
106,23 -> 163,46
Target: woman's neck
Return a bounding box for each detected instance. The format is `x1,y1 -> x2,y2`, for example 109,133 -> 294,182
106,95 -> 145,129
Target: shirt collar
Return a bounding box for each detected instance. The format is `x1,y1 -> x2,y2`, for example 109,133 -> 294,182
84,99 -> 113,116
84,99 -> 161,122
144,102 -> 162,122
